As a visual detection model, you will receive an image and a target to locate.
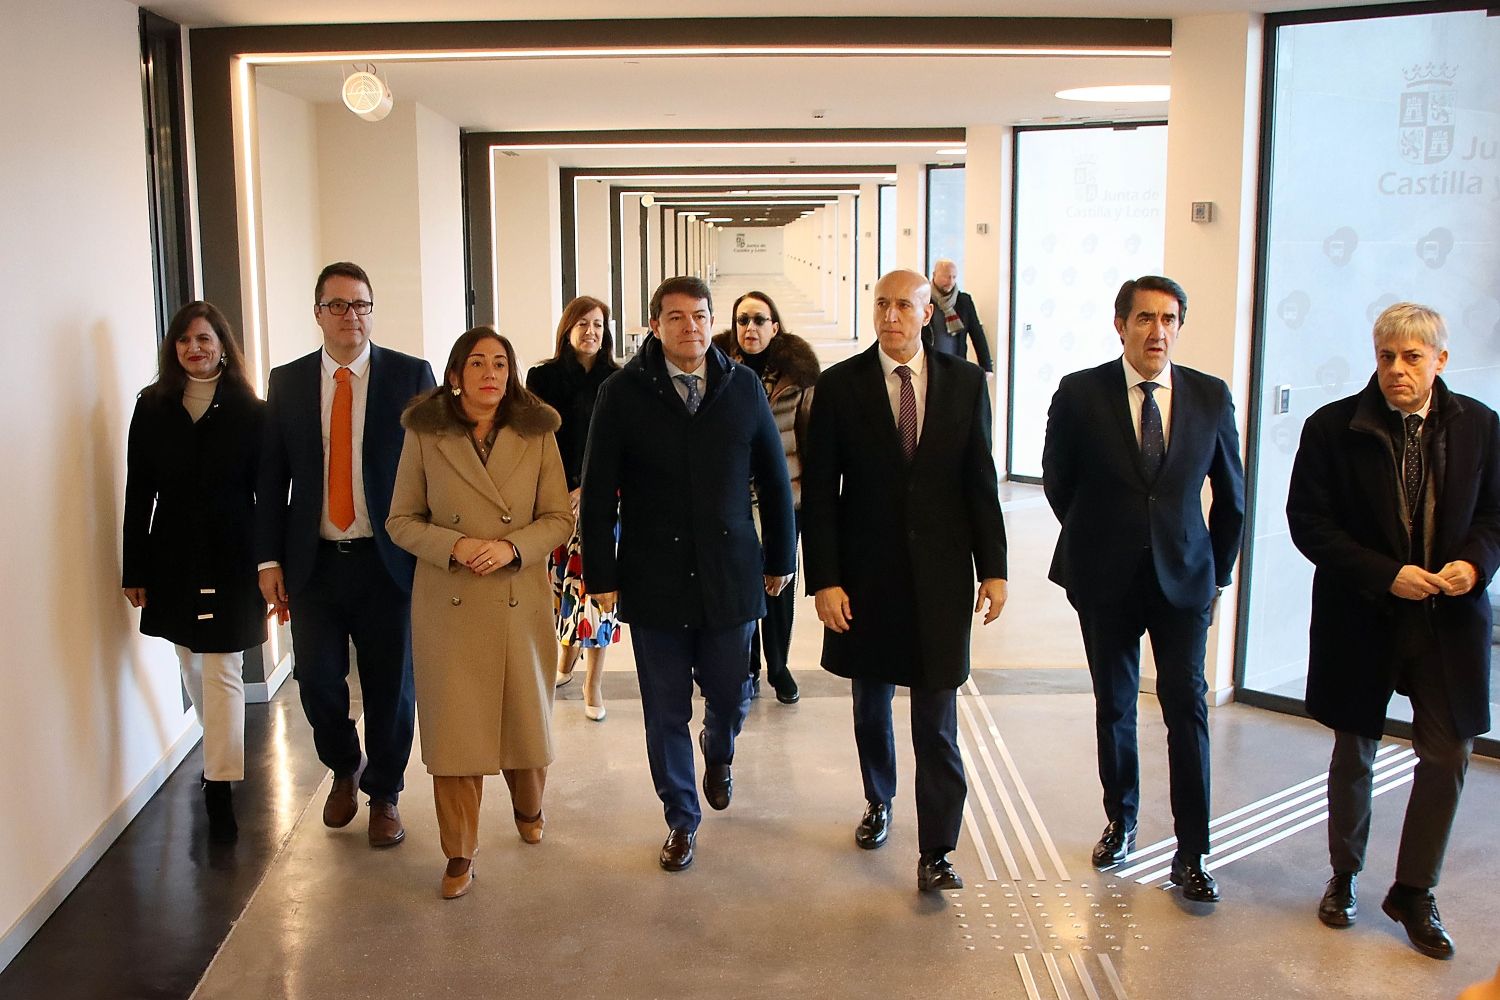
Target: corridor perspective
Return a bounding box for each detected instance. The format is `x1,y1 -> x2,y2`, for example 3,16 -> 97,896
5,1 -> 1500,999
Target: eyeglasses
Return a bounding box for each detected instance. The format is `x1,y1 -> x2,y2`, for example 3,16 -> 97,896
736,314 -> 772,327
318,299 -> 374,316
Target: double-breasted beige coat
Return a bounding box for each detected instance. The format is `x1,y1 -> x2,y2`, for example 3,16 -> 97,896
387,392 -> 573,775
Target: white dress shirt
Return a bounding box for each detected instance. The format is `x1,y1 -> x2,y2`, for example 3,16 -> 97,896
877,342 -> 928,442
665,357 -> 707,407
320,342 -> 374,540
1123,358 -> 1174,449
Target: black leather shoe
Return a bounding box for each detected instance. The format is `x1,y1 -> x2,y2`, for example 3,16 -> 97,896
749,675 -> 762,699
918,851 -> 964,892
1381,885 -> 1455,959
659,829 -> 696,872
774,681 -> 800,705
202,777 -> 238,844
855,801 -> 890,850
1318,872 -> 1358,928
699,729 -> 732,811
1170,853 -> 1220,902
1090,820 -> 1136,869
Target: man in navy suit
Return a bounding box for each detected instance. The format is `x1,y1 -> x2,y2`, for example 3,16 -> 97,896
256,262 -> 436,848
1042,275 -> 1244,902
802,268 -> 1009,892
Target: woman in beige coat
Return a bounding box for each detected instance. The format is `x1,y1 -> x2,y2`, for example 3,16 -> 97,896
387,327 -> 572,899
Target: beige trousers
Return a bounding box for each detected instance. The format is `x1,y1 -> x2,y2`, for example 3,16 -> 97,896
433,768 -> 547,860
174,645 -> 246,781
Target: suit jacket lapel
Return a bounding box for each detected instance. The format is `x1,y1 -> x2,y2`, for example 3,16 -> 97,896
1103,360 -> 1147,482
912,353 -> 948,467
434,431 -> 510,512
296,351 -> 324,467
1155,367 -> 1194,483
485,425 -> 529,508
855,345 -> 906,464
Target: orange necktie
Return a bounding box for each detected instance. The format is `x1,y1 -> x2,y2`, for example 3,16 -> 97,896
329,367 -> 355,530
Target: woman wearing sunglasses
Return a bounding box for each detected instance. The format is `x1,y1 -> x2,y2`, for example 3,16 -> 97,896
712,291 -> 821,705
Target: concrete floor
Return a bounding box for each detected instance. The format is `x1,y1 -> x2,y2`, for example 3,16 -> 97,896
188,497 -> 1500,1000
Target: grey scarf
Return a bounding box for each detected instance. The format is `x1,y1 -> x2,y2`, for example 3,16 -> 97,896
932,284 -> 965,335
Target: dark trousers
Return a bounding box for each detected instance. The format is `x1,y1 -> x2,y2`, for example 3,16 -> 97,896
1074,557 -> 1213,855
631,622 -> 756,832
851,679 -> 966,854
288,540 -> 415,802
1327,638 -> 1473,889
750,513 -> 799,692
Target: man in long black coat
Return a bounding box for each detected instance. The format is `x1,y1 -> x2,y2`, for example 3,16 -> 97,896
922,258 -> 993,373
802,268 -> 1008,892
1287,302 -> 1500,960
1042,275 -> 1244,903
581,275 -> 795,873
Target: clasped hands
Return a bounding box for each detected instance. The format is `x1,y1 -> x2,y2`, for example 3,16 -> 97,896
1390,560 -> 1478,600
452,536 -> 517,577
816,578 -> 1008,633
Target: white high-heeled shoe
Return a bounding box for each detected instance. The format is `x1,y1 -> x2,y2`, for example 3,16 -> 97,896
584,702 -> 607,722
555,668 -> 575,688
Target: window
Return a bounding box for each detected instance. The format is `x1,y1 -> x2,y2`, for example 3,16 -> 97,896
139,10 -> 195,342
925,164 -> 965,277
877,184 -> 897,277
1238,5 -> 1500,752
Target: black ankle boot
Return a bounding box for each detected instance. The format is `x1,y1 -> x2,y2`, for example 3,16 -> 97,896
202,778 -> 238,843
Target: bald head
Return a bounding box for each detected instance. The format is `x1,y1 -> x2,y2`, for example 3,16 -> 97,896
873,269 -> 934,363
931,259 -> 958,296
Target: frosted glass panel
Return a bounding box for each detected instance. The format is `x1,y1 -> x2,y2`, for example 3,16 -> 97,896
1010,125 -> 1167,478
926,165 -> 966,277
1241,8 -> 1500,743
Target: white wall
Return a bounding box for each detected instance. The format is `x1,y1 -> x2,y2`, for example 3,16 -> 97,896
574,179 -> 612,306
316,102 -> 426,364
414,102 -> 466,368
0,0 -> 198,969
1162,12 -> 1263,702
256,82 -> 324,372
491,152 -> 562,373
717,227 -> 785,274
965,124 -> 1012,460
896,162 -> 927,270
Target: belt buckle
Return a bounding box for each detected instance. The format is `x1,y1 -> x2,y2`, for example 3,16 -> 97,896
335,539 -> 355,554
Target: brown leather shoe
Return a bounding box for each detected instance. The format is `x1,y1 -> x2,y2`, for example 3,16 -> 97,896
322,756 -> 365,828
368,799 -> 405,847
441,858 -> 474,899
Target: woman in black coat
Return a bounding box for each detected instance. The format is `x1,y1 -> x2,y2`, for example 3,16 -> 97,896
122,301 -> 265,842
525,295 -> 622,721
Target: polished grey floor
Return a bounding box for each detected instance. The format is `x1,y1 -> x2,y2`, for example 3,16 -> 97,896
191,670 -> 1499,1000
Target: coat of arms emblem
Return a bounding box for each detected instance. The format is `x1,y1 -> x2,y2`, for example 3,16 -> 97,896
1398,63 -> 1457,165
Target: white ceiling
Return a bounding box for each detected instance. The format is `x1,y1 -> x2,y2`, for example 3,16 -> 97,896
154,0 -> 1382,29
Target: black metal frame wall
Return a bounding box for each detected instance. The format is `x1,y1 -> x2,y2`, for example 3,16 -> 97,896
139,9 -> 195,344
1232,0 -> 1498,759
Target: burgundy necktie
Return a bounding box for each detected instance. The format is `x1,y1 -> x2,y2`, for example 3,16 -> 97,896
896,365 -> 917,461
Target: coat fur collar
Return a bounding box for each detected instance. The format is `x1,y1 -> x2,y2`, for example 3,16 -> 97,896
401,390 -> 561,437
710,330 -> 821,389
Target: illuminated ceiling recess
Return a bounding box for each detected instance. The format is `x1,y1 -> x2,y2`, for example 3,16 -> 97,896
1056,84 -> 1170,102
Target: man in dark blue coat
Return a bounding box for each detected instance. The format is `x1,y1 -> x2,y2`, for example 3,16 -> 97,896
256,261 -> 435,849
1042,275 -> 1244,903
580,275 -> 796,872
1288,302 -> 1500,960
802,268 -> 1009,893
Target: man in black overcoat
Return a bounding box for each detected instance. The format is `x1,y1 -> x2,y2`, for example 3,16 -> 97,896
922,257 -> 992,373
580,275 -> 795,873
802,268 -> 1009,892
1287,302 -> 1500,959
1042,275 -> 1244,903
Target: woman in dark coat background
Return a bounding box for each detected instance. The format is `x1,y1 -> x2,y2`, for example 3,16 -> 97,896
122,301 -> 265,842
711,290 -> 820,704
526,295 -> 622,721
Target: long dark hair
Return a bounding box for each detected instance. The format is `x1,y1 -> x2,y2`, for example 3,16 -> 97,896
725,290 -> 791,343
143,301 -> 254,401
552,295 -> 619,369
421,326 -> 541,430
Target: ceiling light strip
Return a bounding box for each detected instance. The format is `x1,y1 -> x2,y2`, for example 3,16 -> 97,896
244,45 -> 1168,65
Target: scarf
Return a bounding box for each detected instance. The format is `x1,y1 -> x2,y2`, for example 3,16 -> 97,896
932,284 -> 965,336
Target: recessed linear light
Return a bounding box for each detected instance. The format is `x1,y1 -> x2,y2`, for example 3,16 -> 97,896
244,45 -> 1169,66
498,141 -> 956,151
705,217 -> 734,223
934,148 -> 967,155
1056,84 -> 1170,103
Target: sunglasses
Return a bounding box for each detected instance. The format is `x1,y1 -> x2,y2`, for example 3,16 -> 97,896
736,314 -> 773,327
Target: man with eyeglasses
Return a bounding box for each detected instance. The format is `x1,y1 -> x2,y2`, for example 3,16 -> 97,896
256,261 -> 436,850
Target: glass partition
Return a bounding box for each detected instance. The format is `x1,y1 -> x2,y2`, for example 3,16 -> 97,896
1008,123 -> 1167,479
1239,5 -> 1500,751
926,164 -> 965,277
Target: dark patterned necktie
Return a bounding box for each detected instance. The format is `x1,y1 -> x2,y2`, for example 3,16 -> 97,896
1139,381 -> 1164,480
1403,413 -> 1423,513
895,365 -> 917,461
675,374 -> 701,415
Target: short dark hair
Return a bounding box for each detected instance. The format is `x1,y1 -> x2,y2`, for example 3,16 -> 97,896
427,326 -> 541,430
144,300 -> 254,401
649,276 -> 713,322
315,261 -> 373,303
552,295 -> 620,370
1114,275 -> 1187,326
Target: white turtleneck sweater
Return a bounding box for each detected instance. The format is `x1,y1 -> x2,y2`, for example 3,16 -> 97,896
184,372 -> 220,423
